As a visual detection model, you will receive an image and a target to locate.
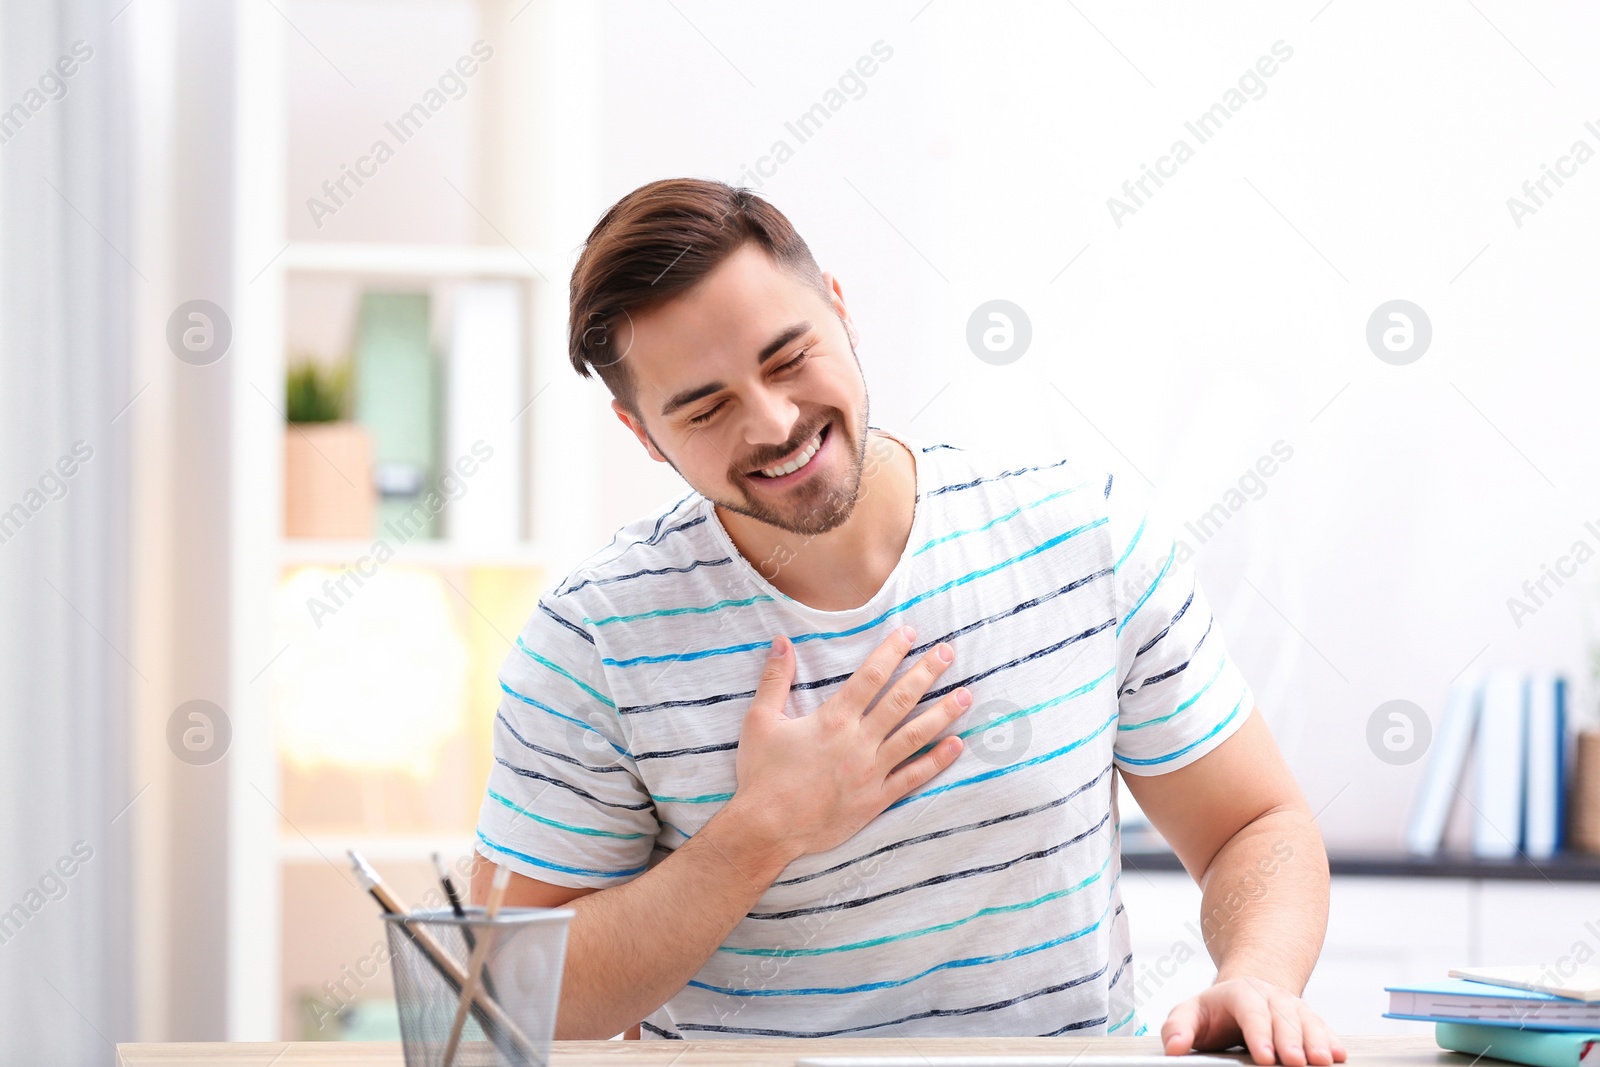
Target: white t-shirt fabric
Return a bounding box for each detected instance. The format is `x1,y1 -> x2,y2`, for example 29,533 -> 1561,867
474,426 -> 1254,1039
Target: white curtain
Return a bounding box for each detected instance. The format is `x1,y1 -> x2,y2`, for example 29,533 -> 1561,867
0,0 -> 136,1062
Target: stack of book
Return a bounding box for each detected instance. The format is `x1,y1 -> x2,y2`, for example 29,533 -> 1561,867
1406,671 -> 1569,859
1386,966 -> 1600,1067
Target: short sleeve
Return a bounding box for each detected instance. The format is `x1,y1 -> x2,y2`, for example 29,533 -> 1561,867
1104,475 -> 1254,775
474,583 -> 659,888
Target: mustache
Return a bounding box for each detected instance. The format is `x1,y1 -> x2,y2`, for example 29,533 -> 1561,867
742,418 -> 831,472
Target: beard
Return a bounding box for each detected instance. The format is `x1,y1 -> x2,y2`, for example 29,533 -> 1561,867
649,398 -> 873,538
648,336 -> 873,538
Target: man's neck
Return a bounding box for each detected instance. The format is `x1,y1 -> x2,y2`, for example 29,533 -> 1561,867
715,429 -> 917,612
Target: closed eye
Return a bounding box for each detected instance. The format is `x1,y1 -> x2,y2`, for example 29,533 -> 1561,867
685,349 -> 811,427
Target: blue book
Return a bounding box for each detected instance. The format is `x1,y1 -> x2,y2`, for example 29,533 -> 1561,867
1387,980 -> 1600,1030
1436,1022 -> 1600,1067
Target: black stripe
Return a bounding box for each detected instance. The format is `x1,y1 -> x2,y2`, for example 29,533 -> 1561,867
748,814 -> 1111,921
774,762 -> 1113,887
1134,581 -> 1194,658
618,571 -> 1113,717
496,712 -> 630,774
1041,1014 -> 1110,1037
493,756 -> 653,811
565,494 -> 700,591
635,739 -> 738,761
926,455 -> 1075,498
558,553 -> 730,596
1121,614 -> 1213,697
538,599 -> 593,645
639,1019 -> 682,1039
915,616 -> 1114,706
680,960 -> 1110,1038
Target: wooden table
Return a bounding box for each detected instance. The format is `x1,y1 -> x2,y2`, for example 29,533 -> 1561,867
118,1034 -> 1457,1065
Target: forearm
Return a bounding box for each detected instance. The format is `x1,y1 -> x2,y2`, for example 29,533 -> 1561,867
1196,807 -> 1330,994
553,801 -> 794,1039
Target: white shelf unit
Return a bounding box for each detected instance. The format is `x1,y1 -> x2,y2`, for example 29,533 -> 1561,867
228,0 -> 605,1040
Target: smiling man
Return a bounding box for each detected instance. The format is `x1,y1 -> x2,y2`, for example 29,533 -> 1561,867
472,178 -> 1345,1063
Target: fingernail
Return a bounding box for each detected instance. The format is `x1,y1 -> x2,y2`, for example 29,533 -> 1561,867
769,634 -> 787,658
935,642 -> 953,662
899,624 -> 916,642
955,687 -> 972,708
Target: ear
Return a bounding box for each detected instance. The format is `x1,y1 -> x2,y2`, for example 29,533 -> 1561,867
612,399 -> 668,463
821,270 -> 859,349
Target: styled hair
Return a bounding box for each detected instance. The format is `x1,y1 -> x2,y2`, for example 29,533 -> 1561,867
567,178 -> 830,419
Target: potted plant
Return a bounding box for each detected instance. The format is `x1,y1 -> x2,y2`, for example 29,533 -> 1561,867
283,357 -> 375,539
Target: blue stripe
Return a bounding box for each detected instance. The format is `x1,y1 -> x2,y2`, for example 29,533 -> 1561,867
476,829 -> 646,880
617,571 -> 1111,717
486,788 -> 647,840
1118,687 -> 1249,766
513,639 -> 616,708
888,702 -> 1118,811
911,481 -> 1091,557
600,516 -> 1108,668
499,681 -> 632,760
719,852 -> 1111,958
1117,538 -> 1174,637
910,665 -> 1115,760
1114,513 -> 1145,572
649,787 -> 734,805
689,882 -> 1116,998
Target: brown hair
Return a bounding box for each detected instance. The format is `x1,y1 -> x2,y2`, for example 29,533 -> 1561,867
568,178 -> 830,419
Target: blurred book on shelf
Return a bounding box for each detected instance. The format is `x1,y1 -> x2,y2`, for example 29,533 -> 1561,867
1406,670 -> 1576,860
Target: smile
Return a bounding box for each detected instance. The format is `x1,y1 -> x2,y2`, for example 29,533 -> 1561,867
750,422 -> 830,481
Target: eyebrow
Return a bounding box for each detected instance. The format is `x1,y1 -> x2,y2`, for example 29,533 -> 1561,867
659,320 -> 813,418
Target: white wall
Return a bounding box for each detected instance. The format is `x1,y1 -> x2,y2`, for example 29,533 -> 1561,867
275,0 -> 1600,850
586,0 -> 1600,850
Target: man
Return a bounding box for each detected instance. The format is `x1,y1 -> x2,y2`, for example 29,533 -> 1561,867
472,177 -> 1345,1064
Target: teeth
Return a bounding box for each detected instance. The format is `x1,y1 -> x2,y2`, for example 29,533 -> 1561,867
756,429 -> 823,479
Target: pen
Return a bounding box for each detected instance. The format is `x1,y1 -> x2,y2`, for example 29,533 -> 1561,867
434,850 -> 501,1003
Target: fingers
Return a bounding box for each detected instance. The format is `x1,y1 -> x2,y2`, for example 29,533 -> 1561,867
745,633 -> 796,728
1160,998 -> 1200,1056
877,685 -> 971,767
1268,994 -> 1308,1067
1297,1006 -> 1336,1067
882,733 -> 963,799
829,625 -> 920,725
1227,983 -> 1277,1066
862,639 -> 957,740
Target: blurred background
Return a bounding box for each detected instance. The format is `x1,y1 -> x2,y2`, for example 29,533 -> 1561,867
2,0 -> 1600,1061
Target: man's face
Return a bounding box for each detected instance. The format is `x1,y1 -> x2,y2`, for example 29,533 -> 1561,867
612,242 -> 872,538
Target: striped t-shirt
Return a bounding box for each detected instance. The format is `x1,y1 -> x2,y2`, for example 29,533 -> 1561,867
475,426 -> 1254,1039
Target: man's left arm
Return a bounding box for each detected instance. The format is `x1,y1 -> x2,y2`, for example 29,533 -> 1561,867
1119,705 -> 1348,1067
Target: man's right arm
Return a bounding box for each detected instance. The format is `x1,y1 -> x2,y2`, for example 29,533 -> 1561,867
472,625 -> 972,1040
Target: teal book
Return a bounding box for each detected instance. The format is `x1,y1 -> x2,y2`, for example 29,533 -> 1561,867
1437,1022 -> 1600,1067
353,291 -> 438,539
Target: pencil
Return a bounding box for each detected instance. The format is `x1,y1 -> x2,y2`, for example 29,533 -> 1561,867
441,862 -> 511,1067
347,850 -> 533,1060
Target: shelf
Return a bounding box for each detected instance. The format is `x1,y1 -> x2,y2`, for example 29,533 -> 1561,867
280,538 -> 554,570
279,242 -> 555,281
1121,846 -> 1600,882
278,834 -> 476,865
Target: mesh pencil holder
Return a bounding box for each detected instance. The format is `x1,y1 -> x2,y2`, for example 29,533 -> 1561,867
382,906 -> 574,1067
